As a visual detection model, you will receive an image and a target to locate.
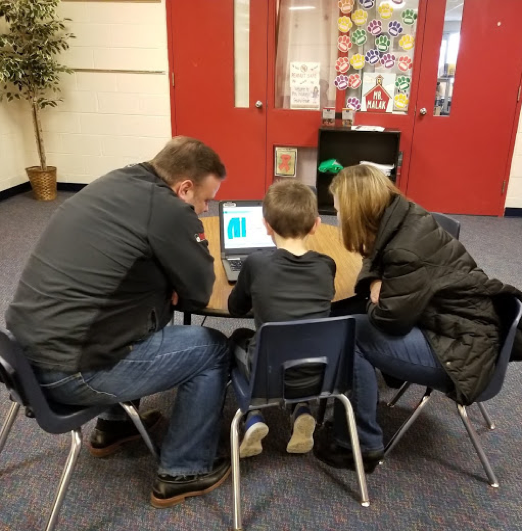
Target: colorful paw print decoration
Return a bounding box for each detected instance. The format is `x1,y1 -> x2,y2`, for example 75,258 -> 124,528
338,16 -> 353,33
351,9 -> 368,26
335,56 -> 350,74
349,54 -> 366,70
365,49 -> 381,65
367,19 -> 382,36
399,34 -> 415,51
347,73 -> 362,89
402,9 -> 418,26
394,93 -> 409,110
375,34 -> 391,52
378,2 -> 394,19
334,75 -> 350,90
395,76 -> 411,92
388,21 -> 403,37
338,0 -> 354,15
398,55 -> 413,72
351,28 -> 368,46
337,35 -> 353,53
360,0 -> 375,8
380,53 -> 396,68
345,96 -> 362,111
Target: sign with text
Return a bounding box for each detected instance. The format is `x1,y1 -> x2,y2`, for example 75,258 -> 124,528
290,62 -> 320,110
361,73 -> 396,113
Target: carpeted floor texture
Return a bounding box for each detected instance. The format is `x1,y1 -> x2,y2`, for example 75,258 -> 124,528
1,191 -> 522,531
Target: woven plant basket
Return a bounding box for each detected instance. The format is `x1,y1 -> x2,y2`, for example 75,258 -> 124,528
26,166 -> 57,201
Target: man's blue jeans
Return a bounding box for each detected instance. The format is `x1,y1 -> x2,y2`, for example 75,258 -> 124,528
33,325 -> 231,476
333,315 -> 453,451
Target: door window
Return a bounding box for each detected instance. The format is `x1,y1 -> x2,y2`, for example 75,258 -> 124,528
275,0 -> 421,114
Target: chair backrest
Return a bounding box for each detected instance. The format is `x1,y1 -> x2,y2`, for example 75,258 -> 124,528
476,296 -> 522,402
233,316 -> 356,411
432,212 -> 461,239
0,331 -> 105,433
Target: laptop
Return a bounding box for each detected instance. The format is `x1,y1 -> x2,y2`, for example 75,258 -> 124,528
219,200 -> 276,283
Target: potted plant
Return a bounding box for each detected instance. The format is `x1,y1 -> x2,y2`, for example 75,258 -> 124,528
0,0 -> 74,201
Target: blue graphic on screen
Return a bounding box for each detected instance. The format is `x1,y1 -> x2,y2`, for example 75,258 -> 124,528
223,206 -> 275,250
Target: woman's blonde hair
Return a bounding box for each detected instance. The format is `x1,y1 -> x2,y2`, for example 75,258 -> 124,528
329,164 -> 401,257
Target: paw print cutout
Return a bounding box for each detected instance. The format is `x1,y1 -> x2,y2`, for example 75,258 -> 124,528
338,0 -> 354,15
351,28 -> 368,46
395,76 -> 411,92
365,49 -> 381,65
378,2 -> 394,20
360,0 -> 375,8
398,55 -> 413,71
337,35 -> 353,53
388,21 -> 403,37
375,34 -> 391,52
367,19 -> 383,36
399,34 -> 415,51
394,93 -> 409,110
349,54 -> 366,70
351,9 -> 368,27
347,73 -> 362,89
338,16 -> 353,33
334,75 -> 350,91
336,57 -> 350,74
345,96 -> 361,111
380,53 -> 396,68
402,9 -> 418,26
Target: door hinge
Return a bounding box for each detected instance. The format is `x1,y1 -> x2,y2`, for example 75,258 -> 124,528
518,86 -> 521,102
171,72 -> 175,87
501,180 -> 507,194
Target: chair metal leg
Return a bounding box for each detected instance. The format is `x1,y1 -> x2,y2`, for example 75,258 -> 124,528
384,388 -> 433,457
231,409 -> 244,531
45,429 -> 83,531
336,394 -> 370,507
386,382 -> 412,408
0,401 -> 20,455
477,402 -> 495,430
457,404 -> 499,487
119,402 -> 160,461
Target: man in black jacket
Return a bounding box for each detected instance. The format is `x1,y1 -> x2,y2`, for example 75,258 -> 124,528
6,136 -> 232,507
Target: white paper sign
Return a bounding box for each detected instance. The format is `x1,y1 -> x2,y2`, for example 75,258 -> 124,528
290,62 -> 320,110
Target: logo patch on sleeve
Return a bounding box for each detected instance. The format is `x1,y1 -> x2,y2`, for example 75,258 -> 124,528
195,232 -> 207,243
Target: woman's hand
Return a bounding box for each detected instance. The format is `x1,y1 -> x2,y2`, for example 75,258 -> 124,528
370,280 -> 382,305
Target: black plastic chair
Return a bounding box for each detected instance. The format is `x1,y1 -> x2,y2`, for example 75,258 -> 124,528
384,296 -> 522,487
229,316 -> 369,531
0,331 -> 159,531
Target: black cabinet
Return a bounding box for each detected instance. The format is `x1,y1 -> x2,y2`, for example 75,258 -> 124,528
316,127 -> 401,215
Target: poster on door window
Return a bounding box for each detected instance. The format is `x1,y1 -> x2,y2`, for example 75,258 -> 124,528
290,62 -> 321,110
361,73 -> 396,113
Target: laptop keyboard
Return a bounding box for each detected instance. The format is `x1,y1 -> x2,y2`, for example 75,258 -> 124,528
228,259 -> 243,271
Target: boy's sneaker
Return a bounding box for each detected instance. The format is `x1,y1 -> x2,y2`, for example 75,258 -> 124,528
239,414 -> 269,458
287,403 -> 316,454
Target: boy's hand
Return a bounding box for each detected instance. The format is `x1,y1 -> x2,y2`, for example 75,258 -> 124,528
171,291 -> 179,306
370,280 -> 382,305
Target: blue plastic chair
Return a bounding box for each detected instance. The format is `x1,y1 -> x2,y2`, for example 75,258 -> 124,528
0,331 -> 159,531
431,212 -> 461,240
384,296 -> 522,487
229,316 -> 369,531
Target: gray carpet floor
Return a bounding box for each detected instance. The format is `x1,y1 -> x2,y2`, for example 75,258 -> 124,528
1,191 -> 522,531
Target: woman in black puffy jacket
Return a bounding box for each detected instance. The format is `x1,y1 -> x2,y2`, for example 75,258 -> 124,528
313,164 -> 521,472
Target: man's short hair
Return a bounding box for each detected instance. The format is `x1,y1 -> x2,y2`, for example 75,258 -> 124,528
263,180 -> 318,238
151,136 -> 226,186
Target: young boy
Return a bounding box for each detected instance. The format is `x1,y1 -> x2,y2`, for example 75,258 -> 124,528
228,180 -> 336,458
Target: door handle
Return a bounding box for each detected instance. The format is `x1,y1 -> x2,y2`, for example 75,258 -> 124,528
255,100 -> 263,108
419,108 -> 427,115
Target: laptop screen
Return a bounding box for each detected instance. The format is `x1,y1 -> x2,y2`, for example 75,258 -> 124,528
221,203 -> 275,251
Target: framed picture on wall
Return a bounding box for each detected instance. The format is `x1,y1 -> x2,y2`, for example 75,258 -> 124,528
274,147 -> 297,177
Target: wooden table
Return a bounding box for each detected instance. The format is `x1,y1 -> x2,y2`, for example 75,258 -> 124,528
193,217 -> 362,318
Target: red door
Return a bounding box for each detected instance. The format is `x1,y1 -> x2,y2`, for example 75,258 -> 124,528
169,1 -> 268,199
406,0 -> 522,215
